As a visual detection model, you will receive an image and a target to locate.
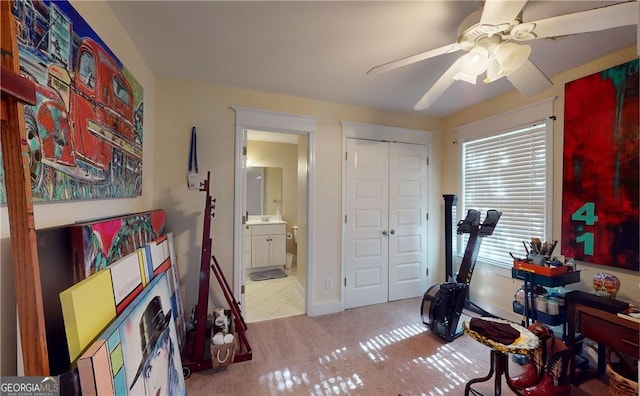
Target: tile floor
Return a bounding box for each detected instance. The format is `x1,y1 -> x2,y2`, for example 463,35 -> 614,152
244,267 -> 305,323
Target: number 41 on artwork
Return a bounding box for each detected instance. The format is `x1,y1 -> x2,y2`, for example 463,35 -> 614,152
571,202 -> 598,255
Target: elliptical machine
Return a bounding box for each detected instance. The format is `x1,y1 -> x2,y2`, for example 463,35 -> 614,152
421,208 -> 502,341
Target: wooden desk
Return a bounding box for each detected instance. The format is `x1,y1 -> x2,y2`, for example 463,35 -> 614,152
567,297 -> 639,385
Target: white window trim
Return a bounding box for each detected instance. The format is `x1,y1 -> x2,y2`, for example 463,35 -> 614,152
455,98 -> 556,275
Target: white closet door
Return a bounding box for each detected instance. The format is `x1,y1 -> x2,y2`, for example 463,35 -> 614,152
345,139 -> 389,309
388,143 -> 428,301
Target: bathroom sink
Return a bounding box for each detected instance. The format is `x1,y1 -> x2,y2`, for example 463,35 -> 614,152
246,217 -> 286,225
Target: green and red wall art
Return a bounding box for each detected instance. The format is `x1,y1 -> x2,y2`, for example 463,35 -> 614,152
562,59 -> 639,271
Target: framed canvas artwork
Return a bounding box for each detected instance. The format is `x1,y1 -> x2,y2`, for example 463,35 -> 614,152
1,0 -> 144,203
561,59 -> 639,271
83,273 -> 186,396
70,210 -> 165,279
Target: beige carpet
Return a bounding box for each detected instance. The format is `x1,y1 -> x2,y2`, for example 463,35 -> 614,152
185,297 -> 609,395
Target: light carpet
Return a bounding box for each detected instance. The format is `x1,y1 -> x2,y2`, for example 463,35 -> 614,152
185,297 -> 609,395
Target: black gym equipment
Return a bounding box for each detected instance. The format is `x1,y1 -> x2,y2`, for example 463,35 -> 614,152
421,205 -> 502,342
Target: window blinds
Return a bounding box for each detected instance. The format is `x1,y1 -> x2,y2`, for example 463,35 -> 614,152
461,122 -> 548,268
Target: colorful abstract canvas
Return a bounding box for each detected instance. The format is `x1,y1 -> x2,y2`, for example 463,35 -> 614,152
57,212 -> 186,378
165,233 -> 186,350
138,234 -> 186,350
95,273 -> 186,396
561,59 -> 639,271
77,340 -> 115,396
70,210 -> 166,279
109,252 -> 145,315
59,269 -> 116,362
0,0 -> 144,203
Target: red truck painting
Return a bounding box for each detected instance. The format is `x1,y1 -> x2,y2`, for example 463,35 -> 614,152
2,0 -> 143,202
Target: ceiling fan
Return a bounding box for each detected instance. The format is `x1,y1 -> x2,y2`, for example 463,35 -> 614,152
368,0 -> 638,111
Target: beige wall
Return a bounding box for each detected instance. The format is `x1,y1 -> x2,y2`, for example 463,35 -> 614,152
0,1 -> 155,375
151,79 -> 441,318
440,46 -> 640,320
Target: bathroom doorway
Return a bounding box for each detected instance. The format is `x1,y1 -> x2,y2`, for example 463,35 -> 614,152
232,107 -> 315,324
243,131 -> 305,322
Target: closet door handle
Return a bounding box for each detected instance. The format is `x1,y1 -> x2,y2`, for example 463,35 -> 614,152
382,230 -> 388,236
390,229 -> 395,235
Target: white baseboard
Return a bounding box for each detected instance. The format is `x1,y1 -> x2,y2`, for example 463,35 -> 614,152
307,299 -> 342,317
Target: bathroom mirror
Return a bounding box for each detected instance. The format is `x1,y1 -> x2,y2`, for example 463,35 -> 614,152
246,167 -> 282,215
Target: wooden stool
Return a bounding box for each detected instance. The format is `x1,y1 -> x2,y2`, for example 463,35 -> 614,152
463,317 -> 539,396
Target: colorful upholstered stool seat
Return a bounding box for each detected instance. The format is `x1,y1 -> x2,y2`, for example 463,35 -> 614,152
463,317 -> 539,395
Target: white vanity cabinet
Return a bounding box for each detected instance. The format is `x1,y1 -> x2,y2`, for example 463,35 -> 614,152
248,223 -> 286,268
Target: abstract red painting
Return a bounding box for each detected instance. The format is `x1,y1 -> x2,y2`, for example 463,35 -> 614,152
562,59 -> 639,271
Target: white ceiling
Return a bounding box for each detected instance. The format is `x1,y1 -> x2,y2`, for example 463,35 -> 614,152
106,1 -> 637,118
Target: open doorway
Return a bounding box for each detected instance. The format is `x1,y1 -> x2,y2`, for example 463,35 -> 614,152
243,131 -> 306,322
232,107 -> 315,324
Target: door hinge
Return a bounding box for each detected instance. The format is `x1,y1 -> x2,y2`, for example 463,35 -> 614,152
426,157 -> 429,166
426,212 -> 429,221
242,146 -> 247,156
345,215 -> 347,223
241,285 -> 245,294
345,152 -> 348,161
426,268 -> 429,276
344,278 -> 347,287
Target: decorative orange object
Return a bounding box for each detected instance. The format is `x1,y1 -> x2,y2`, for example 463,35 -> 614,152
593,272 -> 621,299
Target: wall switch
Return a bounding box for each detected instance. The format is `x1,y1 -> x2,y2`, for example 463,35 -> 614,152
325,277 -> 333,289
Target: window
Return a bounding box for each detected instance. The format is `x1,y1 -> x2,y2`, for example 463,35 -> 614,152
457,99 -> 554,269
78,51 -> 95,88
113,78 -> 131,105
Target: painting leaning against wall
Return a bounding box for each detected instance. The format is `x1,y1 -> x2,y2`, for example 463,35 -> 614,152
0,0 -> 144,203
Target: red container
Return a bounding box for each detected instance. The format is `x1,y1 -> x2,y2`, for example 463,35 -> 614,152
513,259 -> 568,277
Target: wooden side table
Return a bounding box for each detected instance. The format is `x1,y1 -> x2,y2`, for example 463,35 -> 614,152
463,317 -> 540,395
565,291 -> 639,385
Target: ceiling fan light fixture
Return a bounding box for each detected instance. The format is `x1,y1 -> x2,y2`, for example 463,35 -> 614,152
455,47 -> 489,84
483,60 -> 504,84
494,42 -> 531,75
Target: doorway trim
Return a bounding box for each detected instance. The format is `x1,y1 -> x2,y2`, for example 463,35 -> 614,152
340,121 -> 434,310
232,107 -> 316,315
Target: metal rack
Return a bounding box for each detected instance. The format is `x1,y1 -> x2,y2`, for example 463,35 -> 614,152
511,268 -> 581,331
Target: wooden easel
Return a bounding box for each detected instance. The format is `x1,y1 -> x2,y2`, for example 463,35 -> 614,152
1,1 -> 50,375
181,171 -> 251,377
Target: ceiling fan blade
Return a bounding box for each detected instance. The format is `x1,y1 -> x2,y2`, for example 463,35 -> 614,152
480,0 -> 528,25
525,1 -> 638,39
368,43 -> 461,74
506,60 -> 552,96
414,57 -> 464,110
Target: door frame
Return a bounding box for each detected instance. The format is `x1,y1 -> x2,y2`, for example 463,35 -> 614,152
340,121 -> 434,309
232,107 -> 316,313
